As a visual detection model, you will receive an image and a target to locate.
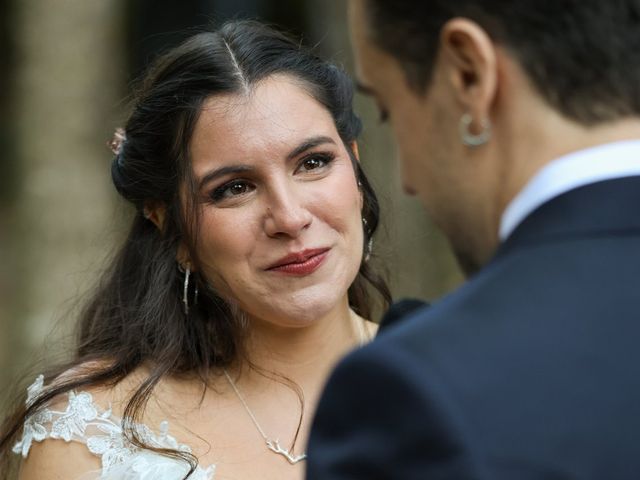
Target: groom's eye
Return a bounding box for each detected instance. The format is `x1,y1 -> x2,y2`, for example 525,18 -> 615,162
378,107 -> 389,124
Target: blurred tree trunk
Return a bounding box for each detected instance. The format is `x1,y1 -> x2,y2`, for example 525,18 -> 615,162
1,0 -> 125,392
0,0 -> 18,391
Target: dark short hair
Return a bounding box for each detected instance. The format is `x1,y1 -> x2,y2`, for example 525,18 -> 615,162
364,0 -> 640,125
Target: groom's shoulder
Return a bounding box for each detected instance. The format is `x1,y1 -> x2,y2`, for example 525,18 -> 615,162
360,252 -> 551,365
374,266 -> 512,347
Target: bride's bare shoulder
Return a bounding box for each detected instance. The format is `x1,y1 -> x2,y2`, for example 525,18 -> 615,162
16,362 -> 164,479
45,360 -> 148,413
49,360 -> 217,425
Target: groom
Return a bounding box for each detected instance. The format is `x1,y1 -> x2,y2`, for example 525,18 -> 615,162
307,1 -> 640,478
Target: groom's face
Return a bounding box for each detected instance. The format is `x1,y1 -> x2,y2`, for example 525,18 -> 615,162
349,1 -> 456,200
349,0 -> 482,273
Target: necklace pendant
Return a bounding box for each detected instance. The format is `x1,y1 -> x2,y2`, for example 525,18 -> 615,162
266,439 -> 307,464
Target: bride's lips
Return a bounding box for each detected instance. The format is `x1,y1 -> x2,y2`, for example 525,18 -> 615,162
266,248 -> 330,275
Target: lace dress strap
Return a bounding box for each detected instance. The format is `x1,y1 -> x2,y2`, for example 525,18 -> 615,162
12,375 -> 216,479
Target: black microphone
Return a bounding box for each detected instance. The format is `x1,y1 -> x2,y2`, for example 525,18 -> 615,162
378,298 -> 430,333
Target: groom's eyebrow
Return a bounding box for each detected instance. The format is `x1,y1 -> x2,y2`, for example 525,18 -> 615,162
356,81 -> 376,97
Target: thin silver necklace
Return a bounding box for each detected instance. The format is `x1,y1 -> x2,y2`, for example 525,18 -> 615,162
223,369 -> 307,465
222,314 -> 370,465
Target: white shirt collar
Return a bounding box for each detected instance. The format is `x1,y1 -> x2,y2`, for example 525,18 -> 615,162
499,140 -> 640,241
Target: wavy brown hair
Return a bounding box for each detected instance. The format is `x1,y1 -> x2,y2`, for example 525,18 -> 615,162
0,20 -> 391,478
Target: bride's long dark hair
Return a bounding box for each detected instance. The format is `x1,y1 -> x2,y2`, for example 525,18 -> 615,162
0,20 -> 390,478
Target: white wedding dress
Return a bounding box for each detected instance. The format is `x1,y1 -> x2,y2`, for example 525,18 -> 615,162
13,375 -> 216,479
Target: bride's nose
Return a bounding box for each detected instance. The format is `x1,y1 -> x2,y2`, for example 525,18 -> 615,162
263,184 -> 312,238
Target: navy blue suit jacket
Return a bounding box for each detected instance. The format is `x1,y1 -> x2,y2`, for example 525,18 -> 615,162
307,177 -> 640,479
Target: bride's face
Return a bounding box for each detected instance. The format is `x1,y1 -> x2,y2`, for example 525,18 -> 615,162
188,74 -> 364,328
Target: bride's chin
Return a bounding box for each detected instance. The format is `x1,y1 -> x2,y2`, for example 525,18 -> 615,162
254,310 -> 325,330
250,301 -> 341,330
240,284 -> 352,330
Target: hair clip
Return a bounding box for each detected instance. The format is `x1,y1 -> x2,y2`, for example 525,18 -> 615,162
107,127 -> 127,155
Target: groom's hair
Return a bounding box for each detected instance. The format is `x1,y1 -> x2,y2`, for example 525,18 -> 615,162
363,0 -> 640,125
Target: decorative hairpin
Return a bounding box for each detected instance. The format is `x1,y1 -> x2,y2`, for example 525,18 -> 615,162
107,127 -> 127,155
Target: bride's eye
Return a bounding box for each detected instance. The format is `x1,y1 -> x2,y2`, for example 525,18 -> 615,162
297,153 -> 335,173
210,180 -> 255,203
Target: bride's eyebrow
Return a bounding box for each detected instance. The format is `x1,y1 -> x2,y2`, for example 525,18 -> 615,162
199,165 -> 253,189
197,136 -> 336,189
286,136 -> 336,161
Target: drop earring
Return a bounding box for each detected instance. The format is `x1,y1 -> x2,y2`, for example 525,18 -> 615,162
362,218 -> 373,262
183,266 -> 191,315
180,265 -> 198,315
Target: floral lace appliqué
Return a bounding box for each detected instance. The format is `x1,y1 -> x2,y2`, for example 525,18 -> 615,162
12,376 -> 52,458
12,375 -> 216,480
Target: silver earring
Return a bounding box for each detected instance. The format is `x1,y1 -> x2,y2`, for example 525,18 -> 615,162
365,237 -> 373,262
183,266 -> 191,315
459,113 -> 491,147
181,265 -> 198,315
362,218 -> 373,262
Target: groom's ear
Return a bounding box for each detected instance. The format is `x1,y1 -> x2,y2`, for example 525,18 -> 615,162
439,18 -> 498,123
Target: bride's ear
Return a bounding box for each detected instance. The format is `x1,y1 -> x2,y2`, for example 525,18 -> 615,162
350,141 -> 360,162
351,141 -> 365,210
143,202 -> 166,231
176,243 -> 195,272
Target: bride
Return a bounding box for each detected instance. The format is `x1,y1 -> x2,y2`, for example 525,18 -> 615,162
0,20 -> 390,480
